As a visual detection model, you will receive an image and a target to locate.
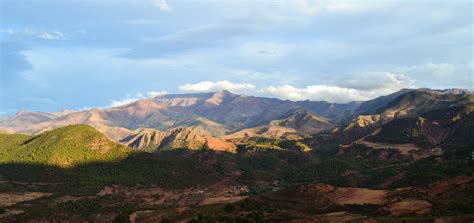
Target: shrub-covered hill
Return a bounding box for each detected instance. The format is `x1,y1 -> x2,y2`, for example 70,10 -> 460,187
0,124 -> 132,167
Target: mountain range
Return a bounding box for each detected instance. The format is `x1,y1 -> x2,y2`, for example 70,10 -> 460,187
0,88 -> 473,222
1,88 -> 471,151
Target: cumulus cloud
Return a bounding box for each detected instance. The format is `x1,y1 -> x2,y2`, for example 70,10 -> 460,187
263,85 -> 364,102
263,83 -> 413,103
336,72 -> 414,91
261,71 -> 416,102
177,76 -> 413,103
179,80 -> 256,92
109,91 -> 167,107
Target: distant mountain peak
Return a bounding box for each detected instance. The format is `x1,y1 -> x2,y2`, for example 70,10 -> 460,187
218,89 -> 233,94
270,107 -> 333,134
205,90 -> 238,106
14,110 -> 34,116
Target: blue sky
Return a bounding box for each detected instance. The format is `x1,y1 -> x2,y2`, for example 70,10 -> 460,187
1,0 -> 472,114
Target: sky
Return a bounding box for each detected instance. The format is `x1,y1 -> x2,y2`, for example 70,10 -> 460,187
0,0 -> 473,114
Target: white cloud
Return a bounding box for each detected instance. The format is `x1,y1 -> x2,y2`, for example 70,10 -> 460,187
1,28 -> 65,40
110,90 -> 167,107
152,0 -> 170,11
177,75 -> 413,103
263,85 -> 367,102
262,84 -> 413,103
179,80 -> 256,92
261,71 -> 416,102
36,31 -> 65,40
147,90 -> 167,97
257,71 -> 416,102
336,72 -> 414,91
110,97 -> 140,107
130,0 -> 170,11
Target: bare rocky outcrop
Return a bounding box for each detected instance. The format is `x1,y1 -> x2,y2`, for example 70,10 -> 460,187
120,127 -> 235,152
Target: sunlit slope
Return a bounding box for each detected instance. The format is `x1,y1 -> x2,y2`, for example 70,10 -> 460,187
0,124 -> 132,167
120,127 -> 236,152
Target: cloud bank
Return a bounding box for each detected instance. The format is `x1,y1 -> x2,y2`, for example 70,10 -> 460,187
178,73 -> 415,102
110,91 -> 167,107
179,81 -> 256,93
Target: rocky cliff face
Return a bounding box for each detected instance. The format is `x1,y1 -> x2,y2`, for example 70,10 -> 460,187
120,127 -> 235,152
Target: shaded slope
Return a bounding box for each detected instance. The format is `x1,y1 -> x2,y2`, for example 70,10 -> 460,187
365,117 -> 448,148
364,104 -> 473,149
369,88 -> 471,119
350,89 -> 414,117
270,107 -> 334,134
339,89 -> 472,143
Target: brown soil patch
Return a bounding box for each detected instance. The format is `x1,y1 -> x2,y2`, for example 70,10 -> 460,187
387,199 -> 432,216
0,192 -> 52,207
357,140 -> 419,155
303,184 -> 387,205
330,187 -> 387,205
205,136 -> 236,152
199,196 -> 248,205
53,195 -> 93,204
307,184 -> 387,205
259,183 -> 387,212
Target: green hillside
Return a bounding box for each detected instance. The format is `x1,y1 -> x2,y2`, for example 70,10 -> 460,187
0,124 -> 132,167
0,125 -> 223,193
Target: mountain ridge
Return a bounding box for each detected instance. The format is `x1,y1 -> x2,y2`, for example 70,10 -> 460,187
0,88 -> 471,152
120,126 -> 236,152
